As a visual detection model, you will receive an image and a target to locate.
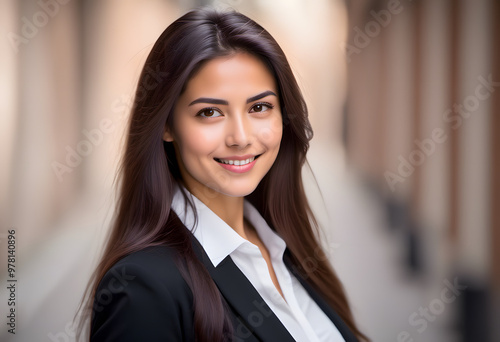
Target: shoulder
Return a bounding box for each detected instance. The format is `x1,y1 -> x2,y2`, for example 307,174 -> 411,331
106,245 -> 187,285
90,245 -> 195,341
97,245 -> 191,303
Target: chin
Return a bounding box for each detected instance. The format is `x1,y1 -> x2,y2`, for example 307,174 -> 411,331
212,183 -> 259,198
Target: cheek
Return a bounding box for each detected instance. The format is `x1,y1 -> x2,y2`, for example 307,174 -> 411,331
175,122 -> 222,159
256,115 -> 283,147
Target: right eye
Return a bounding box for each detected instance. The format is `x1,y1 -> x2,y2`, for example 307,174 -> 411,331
196,108 -> 223,118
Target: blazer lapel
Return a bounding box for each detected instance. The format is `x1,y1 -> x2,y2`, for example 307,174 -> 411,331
283,249 -> 359,342
191,236 -> 295,342
190,232 -> 358,342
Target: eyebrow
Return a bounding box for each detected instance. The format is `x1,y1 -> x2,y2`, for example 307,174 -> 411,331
188,90 -> 277,106
246,90 -> 277,103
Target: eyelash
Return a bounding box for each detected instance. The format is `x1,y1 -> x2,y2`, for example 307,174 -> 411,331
196,107 -> 222,118
195,102 -> 274,118
250,102 -> 274,113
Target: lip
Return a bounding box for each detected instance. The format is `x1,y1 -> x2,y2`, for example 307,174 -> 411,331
215,154 -> 256,161
217,158 -> 258,173
214,154 -> 261,173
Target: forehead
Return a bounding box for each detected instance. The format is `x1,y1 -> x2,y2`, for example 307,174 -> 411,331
180,53 -> 277,101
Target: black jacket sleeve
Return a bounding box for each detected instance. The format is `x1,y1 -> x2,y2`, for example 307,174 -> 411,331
90,246 -> 195,341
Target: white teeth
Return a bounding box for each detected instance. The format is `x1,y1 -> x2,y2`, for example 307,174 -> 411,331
217,156 -> 255,166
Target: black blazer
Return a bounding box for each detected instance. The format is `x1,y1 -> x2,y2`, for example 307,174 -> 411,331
90,236 -> 358,341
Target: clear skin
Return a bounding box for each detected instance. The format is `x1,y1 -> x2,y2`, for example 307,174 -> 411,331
163,52 -> 285,298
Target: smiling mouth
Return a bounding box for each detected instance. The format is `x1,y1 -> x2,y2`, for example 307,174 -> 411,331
214,154 -> 262,166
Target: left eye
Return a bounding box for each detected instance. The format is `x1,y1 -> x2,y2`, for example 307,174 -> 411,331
250,103 -> 273,113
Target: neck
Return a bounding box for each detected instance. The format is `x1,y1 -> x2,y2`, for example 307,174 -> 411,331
185,184 -> 248,239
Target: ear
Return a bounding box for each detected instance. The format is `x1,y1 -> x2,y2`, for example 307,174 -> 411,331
163,128 -> 174,142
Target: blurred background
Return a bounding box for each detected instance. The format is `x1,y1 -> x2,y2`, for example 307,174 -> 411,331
0,0 -> 498,341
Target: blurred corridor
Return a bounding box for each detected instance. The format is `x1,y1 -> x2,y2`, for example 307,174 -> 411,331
0,0 -> 498,341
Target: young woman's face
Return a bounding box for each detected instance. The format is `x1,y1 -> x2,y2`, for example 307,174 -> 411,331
164,52 -> 283,199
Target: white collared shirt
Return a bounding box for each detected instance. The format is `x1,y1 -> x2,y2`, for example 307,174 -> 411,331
171,186 -> 346,342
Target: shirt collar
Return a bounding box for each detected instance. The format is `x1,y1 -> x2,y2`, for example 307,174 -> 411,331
171,184 -> 287,267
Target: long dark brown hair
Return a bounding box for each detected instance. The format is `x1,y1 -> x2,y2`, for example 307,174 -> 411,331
79,8 -> 367,341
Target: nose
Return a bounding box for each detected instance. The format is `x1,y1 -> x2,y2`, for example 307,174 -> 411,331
225,112 -> 252,148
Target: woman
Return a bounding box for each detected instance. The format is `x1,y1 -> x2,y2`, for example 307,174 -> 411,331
82,8 -> 368,342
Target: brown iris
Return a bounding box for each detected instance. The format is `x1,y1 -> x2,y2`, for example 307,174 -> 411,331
253,104 -> 263,112
204,109 -> 215,116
